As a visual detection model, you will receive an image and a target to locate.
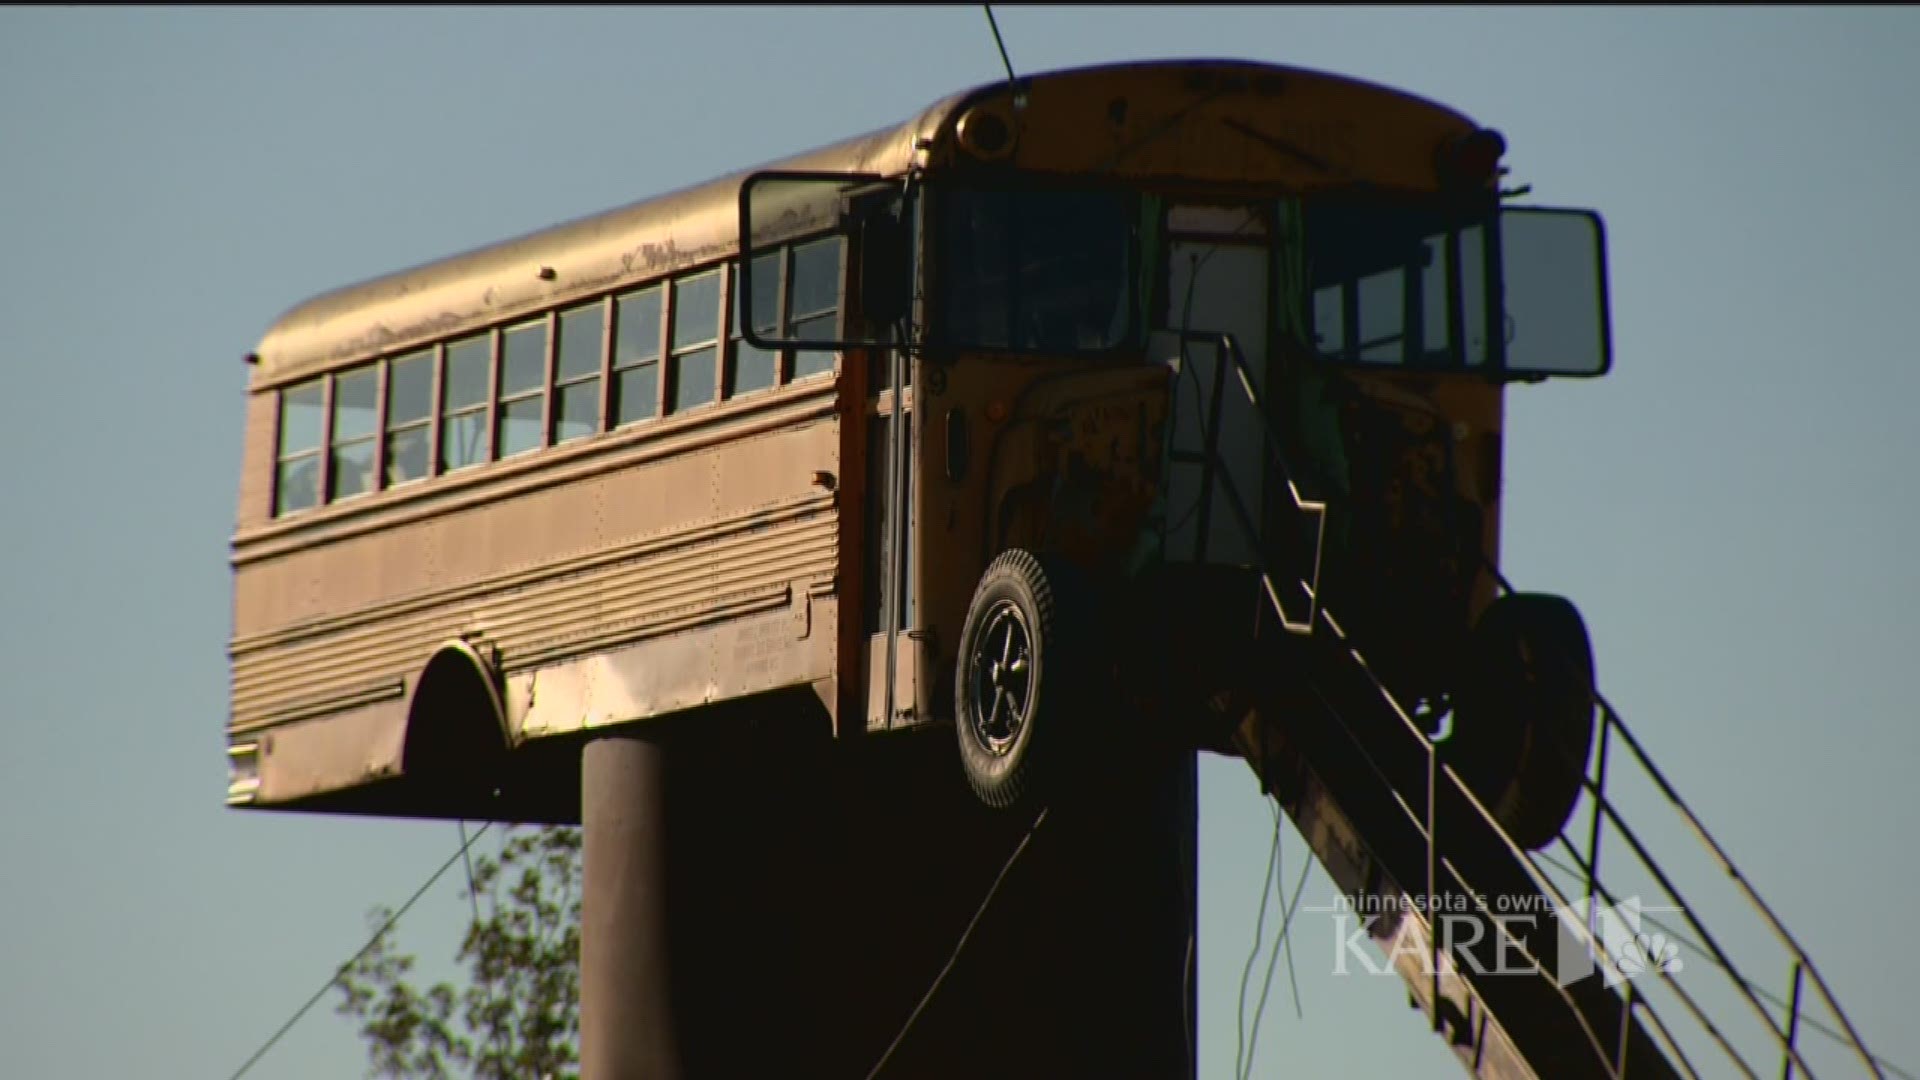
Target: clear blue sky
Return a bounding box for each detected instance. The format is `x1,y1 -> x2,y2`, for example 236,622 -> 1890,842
2,6 -> 1916,1078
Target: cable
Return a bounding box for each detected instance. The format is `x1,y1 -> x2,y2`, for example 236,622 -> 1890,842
458,821 -> 484,924
1280,859 -> 1309,1019
1233,803 -> 1284,1080
863,806 -> 1049,1080
225,823 -> 493,1080
1180,930 -> 1196,1080
1242,853 -> 1314,1080
459,820 -> 516,1072
981,6 -> 1018,92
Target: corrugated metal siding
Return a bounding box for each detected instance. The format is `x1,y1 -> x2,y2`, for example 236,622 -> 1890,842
230,490 -> 835,733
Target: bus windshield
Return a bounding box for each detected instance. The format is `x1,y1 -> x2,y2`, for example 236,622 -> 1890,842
1296,198 -> 1495,369
934,185 -> 1136,353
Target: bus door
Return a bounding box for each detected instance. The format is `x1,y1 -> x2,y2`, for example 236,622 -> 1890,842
865,346 -> 917,729
1156,204 -> 1273,568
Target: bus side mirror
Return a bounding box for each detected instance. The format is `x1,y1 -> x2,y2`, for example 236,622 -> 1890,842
1497,207 -> 1612,378
739,170 -> 906,351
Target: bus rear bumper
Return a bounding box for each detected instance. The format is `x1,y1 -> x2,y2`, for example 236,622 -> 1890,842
224,698 -> 408,808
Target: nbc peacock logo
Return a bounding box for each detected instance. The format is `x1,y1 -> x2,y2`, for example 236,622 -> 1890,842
1553,895 -> 1686,989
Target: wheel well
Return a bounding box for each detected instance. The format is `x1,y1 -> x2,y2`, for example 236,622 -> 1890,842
401,640 -> 511,800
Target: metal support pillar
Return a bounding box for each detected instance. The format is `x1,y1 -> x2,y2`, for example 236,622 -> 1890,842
574,710 -> 1196,1079
580,732 -> 679,1080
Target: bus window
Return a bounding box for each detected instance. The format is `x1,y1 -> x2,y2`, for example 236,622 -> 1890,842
613,286 -> 662,427
1421,235 -> 1449,362
1459,224 -> 1489,364
554,303 -> 603,443
497,320 -> 548,458
274,378 -> 323,515
385,350 -> 432,486
1311,285 -> 1346,356
1303,198 -> 1491,368
729,255 -> 780,396
790,238 -> 841,338
669,271 -> 720,414
1355,270 -> 1405,364
441,333 -> 491,471
790,237 -> 843,381
328,364 -> 378,500
935,186 -> 1134,353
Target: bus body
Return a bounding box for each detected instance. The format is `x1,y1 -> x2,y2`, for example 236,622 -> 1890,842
229,59 -> 1609,838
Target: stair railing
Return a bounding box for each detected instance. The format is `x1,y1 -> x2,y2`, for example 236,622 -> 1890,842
1163,331 -> 1892,1079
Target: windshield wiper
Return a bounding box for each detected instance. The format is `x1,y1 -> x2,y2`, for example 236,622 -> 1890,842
1220,116 -> 1338,176
1095,86 -> 1235,175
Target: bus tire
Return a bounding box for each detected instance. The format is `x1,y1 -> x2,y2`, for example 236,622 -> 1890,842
1446,593 -> 1596,851
954,549 -> 1091,811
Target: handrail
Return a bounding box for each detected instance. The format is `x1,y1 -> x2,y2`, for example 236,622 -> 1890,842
1166,330 -> 1326,633
1163,331 -> 1892,1079
1309,606 -> 1681,1078
1471,556 -> 1891,1080
1166,333 -> 1670,1076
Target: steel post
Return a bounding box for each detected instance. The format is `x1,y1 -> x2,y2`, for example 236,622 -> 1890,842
580,732 -> 679,1080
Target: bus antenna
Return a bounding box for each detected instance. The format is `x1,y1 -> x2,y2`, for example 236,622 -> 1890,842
981,6 -> 1025,110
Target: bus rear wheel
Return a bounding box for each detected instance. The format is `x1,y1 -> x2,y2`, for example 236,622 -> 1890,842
954,549 -> 1092,811
1445,593 -> 1597,851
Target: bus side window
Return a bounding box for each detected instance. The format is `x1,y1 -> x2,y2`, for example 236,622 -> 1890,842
790,237 -> 843,380
328,364 -> 379,499
274,378 -> 324,515
555,303 -> 603,442
385,350 -> 433,485
1459,224 -> 1489,364
669,271 -> 721,414
441,333 -> 491,471
1419,235 -> 1449,363
1356,269 -> 1405,363
497,320 -> 548,458
613,286 -> 663,427
1312,285 -> 1347,357
728,255 -> 781,397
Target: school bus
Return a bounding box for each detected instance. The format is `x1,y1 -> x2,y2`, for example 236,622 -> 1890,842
227,58 -> 1609,848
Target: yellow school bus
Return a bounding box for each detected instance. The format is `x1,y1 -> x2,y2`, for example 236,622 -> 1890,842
228,58 -> 1609,847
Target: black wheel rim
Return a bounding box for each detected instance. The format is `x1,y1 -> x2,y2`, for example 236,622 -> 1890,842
967,599 -> 1033,756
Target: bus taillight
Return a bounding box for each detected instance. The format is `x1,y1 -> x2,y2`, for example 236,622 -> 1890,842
226,743 -> 260,805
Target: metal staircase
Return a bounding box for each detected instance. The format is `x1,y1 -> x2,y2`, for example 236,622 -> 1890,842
1164,333 -> 1893,1080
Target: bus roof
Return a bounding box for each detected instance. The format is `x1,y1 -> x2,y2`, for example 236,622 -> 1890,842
249,58 -> 1469,387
